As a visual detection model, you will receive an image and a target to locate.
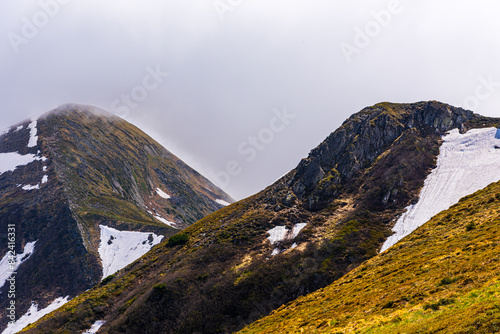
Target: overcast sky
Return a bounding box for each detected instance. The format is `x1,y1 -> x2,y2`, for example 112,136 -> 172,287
1,0 -> 500,200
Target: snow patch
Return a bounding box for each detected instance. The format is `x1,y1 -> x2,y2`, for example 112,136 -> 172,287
0,241 -> 37,289
98,225 -> 163,279
43,166 -> 47,172
156,188 -> 171,199
215,199 -> 231,206
267,226 -> 288,244
27,120 -> 38,148
21,184 -> 40,191
291,223 -> 307,239
82,320 -> 106,334
14,125 -> 23,132
2,296 -> 69,334
0,153 -> 39,175
266,223 -> 307,256
381,128 -> 500,252
41,175 -> 48,184
154,215 -> 177,228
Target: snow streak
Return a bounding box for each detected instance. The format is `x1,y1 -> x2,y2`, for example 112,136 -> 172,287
381,128 -> 500,252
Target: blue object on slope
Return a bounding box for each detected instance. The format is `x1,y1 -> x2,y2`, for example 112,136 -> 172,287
496,128 -> 500,139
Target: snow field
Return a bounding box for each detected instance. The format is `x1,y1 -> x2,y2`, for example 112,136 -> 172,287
2,296 -> 69,334
381,128 -> 500,252
0,153 -> 40,175
98,225 -> 164,279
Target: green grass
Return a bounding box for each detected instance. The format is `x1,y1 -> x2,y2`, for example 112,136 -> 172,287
22,102 -> 500,333
239,180 -> 500,334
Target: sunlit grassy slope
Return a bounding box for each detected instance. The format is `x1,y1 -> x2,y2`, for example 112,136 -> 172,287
20,102 -> 500,333
240,180 -> 500,333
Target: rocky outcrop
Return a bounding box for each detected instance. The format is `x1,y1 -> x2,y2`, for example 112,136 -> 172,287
289,101 -> 497,209
20,101 -> 500,334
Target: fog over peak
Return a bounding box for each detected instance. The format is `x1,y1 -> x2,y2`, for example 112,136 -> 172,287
1,0 -> 500,199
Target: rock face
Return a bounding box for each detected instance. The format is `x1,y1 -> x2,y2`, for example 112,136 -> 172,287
0,104 -> 233,330
290,101 -> 491,210
20,102 -> 500,334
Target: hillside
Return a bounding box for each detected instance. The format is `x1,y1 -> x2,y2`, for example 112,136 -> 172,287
0,104 -> 232,332
240,179 -> 500,333
22,101 -> 500,333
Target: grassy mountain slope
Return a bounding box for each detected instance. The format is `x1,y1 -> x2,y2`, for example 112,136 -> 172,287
0,104 -> 232,330
43,104 -> 233,232
22,102 -> 500,333
240,179 -> 500,334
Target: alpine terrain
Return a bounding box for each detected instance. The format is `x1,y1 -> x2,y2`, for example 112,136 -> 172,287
14,101 -> 500,333
0,104 -> 233,333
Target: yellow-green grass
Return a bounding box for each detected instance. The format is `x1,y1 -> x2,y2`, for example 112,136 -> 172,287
240,180 -> 500,334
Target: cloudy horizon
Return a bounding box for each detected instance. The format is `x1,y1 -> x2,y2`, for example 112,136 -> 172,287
1,0 -> 500,200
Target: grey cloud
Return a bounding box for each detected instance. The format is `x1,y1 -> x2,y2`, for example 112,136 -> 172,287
1,0 -> 500,199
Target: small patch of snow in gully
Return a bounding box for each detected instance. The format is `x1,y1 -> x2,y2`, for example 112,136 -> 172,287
156,188 -> 171,199
27,120 -> 38,148
215,199 -> 231,206
267,223 -> 308,256
153,215 -> 177,228
82,320 -> 106,334
0,241 -> 37,290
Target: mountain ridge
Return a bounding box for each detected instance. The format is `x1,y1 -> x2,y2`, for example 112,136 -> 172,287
239,179 -> 500,333
18,101 -> 500,333
0,104 -> 233,332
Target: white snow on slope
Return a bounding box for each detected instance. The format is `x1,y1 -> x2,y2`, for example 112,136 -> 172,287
0,241 -> 37,289
0,153 -> 39,175
215,199 -> 231,206
267,223 -> 308,256
381,127 -> 500,252
291,223 -> 307,238
21,184 -> 40,191
267,226 -> 288,244
156,188 -> 171,199
98,225 -> 164,279
153,215 -> 177,228
14,125 -> 23,132
1,296 -> 69,334
27,120 -> 38,148
82,320 -> 106,334
41,175 -> 48,184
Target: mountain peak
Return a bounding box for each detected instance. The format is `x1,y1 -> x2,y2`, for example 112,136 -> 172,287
0,105 -> 233,330
289,101 -> 497,209
12,101 -> 500,334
